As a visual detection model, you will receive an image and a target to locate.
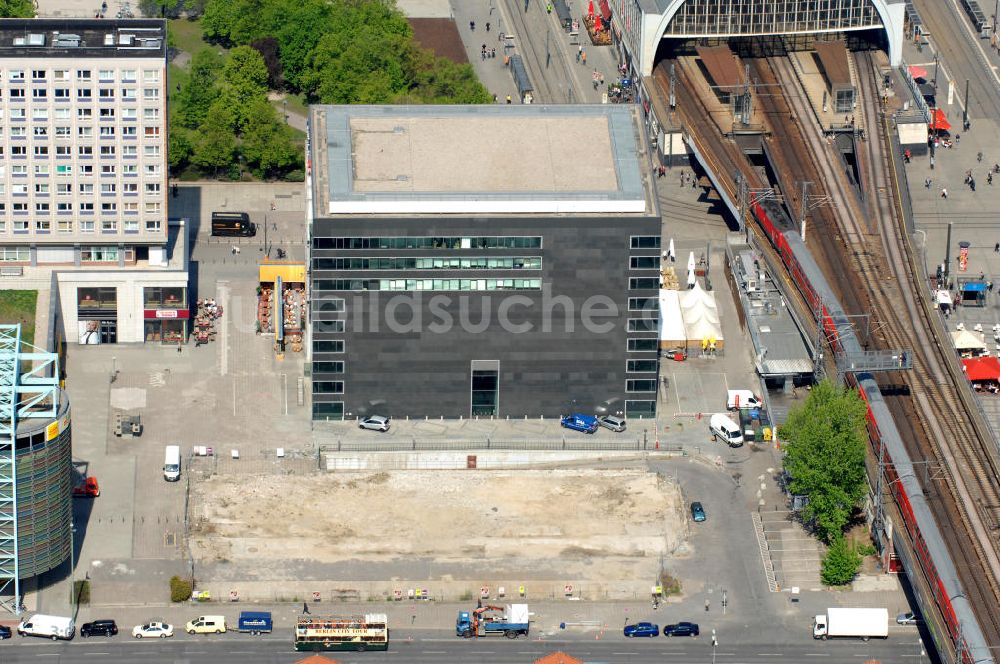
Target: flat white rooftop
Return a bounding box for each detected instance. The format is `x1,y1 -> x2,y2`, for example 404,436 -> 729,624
310,105 -> 654,216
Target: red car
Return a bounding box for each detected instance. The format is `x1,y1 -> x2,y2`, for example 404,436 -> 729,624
73,477 -> 100,498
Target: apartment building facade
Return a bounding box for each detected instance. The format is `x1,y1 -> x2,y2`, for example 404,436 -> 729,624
0,19 -> 187,344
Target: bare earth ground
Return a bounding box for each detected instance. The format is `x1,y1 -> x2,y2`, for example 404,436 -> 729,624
190,469 -> 685,593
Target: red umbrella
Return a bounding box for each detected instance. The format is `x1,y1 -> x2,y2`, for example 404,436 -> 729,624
929,108 -> 951,131
595,14 -> 603,31
908,65 -> 928,79
588,0 -> 594,18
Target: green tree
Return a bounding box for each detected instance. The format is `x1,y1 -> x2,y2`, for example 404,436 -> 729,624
780,379 -> 868,543
0,0 -> 35,17
820,534 -> 862,586
219,46 -> 270,132
191,102 -> 237,174
404,48 -> 491,104
240,99 -> 302,178
175,48 -> 223,129
168,127 -> 194,172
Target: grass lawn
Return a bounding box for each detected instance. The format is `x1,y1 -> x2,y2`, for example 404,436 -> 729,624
0,290 -> 37,346
168,18 -> 216,60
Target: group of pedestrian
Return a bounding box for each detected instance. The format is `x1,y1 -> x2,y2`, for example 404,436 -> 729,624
964,169 -> 977,192
481,43 -> 496,60
679,170 -> 698,189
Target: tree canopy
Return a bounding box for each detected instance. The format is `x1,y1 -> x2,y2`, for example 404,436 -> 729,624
0,0 -> 36,17
169,46 -> 301,180
779,380 -> 869,543
200,0 -> 489,104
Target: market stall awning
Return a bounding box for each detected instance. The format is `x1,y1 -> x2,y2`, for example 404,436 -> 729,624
960,281 -> 987,292
929,108 -> 951,131
259,262 -> 306,284
952,329 -> 987,350
962,356 -> 1000,381
599,0 -> 612,21
908,65 -> 928,79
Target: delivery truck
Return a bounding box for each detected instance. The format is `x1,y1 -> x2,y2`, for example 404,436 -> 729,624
456,604 -> 529,639
813,607 -> 889,641
211,211 -> 256,237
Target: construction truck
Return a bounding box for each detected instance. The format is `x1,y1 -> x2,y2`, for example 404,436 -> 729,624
456,604 -> 529,639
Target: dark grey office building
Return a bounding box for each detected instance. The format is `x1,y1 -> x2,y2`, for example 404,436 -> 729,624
307,105 -> 661,421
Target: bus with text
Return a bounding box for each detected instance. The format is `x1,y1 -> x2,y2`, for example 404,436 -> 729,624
293,614 -> 389,652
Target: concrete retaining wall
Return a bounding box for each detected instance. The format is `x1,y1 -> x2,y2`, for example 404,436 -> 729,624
323,450 -> 679,471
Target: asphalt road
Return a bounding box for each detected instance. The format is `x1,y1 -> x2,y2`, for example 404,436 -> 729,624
0,632 -> 921,664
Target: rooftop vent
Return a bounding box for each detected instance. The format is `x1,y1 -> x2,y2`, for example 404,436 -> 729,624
52,33 -> 81,47
119,34 -> 134,46
27,33 -> 45,46
104,33 -> 115,46
12,36 -> 25,45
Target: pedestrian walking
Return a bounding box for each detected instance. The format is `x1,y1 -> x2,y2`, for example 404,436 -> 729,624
491,48 -> 496,58
231,246 -> 237,256
506,95 -> 512,104
924,177 -> 932,189
994,162 -> 999,173
941,187 -> 948,198
989,172 -> 994,185
486,22 -> 490,32
493,93 -> 497,103
581,50 -> 587,65
599,73 -> 605,86
978,150 -> 984,162
235,246 -> 241,255
303,602 -> 311,614
469,20 -> 475,31
971,178 -> 977,192
995,242 -> 999,253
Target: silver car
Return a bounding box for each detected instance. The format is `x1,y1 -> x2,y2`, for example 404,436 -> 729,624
359,415 -> 390,432
598,415 -> 627,432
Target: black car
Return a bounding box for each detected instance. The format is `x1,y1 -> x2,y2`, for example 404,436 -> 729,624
663,621 -> 700,637
0,625 -> 11,639
80,620 -> 118,637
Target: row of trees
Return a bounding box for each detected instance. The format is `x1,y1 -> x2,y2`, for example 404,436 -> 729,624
199,0 -> 490,105
169,46 -> 302,180
780,380 -> 870,586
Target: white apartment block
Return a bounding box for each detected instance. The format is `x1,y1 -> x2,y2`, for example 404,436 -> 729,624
0,19 -> 188,345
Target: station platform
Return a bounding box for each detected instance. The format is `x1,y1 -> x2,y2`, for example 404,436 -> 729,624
787,49 -> 863,133
677,55 -> 764,136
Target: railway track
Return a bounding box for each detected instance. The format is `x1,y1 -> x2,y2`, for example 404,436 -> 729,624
761,50 -> 1000,640
498,0 -> 560,103
657,46 -> 1000,645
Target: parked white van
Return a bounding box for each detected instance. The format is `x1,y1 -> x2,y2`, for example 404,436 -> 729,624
185,615 -> 227,634
18,614 -> 75,640
710,413 -> 745,447
727,389 -> 763,410
163,445 -> 181,481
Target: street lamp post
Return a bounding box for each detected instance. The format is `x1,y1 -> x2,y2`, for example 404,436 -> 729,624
69,520 -> 77,618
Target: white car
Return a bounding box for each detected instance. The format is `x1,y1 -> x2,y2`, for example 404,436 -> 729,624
359,415 -> 390,432
132,621 -> 173,639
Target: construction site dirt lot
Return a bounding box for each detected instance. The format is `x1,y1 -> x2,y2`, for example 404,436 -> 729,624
189,468 -> 686,596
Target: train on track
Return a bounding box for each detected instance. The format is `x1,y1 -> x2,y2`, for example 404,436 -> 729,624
749,197 -> 991,663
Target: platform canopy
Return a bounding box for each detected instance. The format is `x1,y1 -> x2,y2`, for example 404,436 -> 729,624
696,45 -> 744,90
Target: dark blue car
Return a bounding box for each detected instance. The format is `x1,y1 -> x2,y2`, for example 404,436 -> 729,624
624,622 -> 659,638
561,414 -> 599,433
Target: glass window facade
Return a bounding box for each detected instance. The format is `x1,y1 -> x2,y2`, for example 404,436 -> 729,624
313,279 -> 542,292
313,236 -> 542,250
313,256 -> 542,271
665,0 -> 882,36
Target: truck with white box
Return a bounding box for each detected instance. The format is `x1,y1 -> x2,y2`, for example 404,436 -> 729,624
813,607 -> 888,641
